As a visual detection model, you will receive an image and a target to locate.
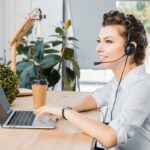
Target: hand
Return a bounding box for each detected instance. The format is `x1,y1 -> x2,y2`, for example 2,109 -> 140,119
34,105 -> 63,120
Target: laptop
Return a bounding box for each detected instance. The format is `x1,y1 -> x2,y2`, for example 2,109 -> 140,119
0,86 -> 56,129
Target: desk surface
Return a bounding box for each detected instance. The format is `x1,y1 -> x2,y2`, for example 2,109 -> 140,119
0,91 -> 99,150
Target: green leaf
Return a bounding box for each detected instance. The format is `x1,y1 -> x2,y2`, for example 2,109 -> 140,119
40,54 -> 61,69
49,34 -> 59,37
71,58 -> 80,78
63,47 -> 74,59
39,67 -> 60,87
62,76 -> 72,91
34,65 -> 45,78
30,41 -> 36,44
22,46 -> 34,58
46,68 -> 60,87
55,27 -> 64,34
34,40 -> 44,63
17,44 -> 24,55
44,49 -> 59,54
52,40 -> 63,47
47,40 -> 63,47
0,64 -> 19,103
16,61 -> 33,73
62,67 -> 76,91
19,64 -> 36,89
66,67 -> 76,83
44,43 -> 50,48
68,37 -> 78,41
22,46 -> 29,56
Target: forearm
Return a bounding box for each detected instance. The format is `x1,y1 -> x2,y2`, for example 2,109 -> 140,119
64,109 -> 117,149
72,95 -> 97,112
35,99 -> 117,148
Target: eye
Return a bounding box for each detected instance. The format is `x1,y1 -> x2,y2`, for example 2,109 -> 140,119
97,39 -> 101,43
106,40 -> 113,43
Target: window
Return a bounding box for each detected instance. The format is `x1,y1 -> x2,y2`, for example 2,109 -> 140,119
79,69 -> 113,92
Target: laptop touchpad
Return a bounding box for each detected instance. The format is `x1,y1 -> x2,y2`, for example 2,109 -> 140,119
33,116 -> 56,128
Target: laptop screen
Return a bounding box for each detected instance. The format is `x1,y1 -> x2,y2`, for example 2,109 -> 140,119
0,86 -> 11,124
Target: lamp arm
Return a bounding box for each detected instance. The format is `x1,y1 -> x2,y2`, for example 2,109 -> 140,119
9,8 -> 44,72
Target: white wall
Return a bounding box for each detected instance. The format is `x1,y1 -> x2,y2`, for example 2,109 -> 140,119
69,0 -> 116,69
0,0 -> 4,62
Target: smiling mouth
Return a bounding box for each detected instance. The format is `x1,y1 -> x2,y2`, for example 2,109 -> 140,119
99,56 -> 108,61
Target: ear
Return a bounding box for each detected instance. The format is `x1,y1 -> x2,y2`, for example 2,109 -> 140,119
130,41 -> 137,49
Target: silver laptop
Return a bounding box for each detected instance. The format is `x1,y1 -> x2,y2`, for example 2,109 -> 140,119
0,86 -> 56,129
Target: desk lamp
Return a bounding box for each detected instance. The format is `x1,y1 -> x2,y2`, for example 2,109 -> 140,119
9,8 -> 45,95
9,8 -> 46,73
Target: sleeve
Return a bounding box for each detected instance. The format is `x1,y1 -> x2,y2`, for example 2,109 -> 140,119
91,80 -> 113,108
109,81 -> 150,145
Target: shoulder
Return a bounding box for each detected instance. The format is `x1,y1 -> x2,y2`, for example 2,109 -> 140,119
126,73 -> 150,104
122,69 -> 150,103
123,64 -> 150,90
135,73 -> 150,87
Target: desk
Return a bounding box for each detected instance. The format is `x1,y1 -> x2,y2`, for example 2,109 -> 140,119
0,91 -> 99,150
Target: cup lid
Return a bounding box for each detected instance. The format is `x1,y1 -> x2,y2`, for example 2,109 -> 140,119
32,79 -> 48,85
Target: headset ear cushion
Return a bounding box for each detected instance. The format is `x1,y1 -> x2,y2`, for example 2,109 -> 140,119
125,43 -> 136,56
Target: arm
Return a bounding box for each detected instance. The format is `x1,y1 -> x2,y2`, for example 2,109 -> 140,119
35,83 -> 114,147
72,95 -> 98,112
74,80 -> 113,112
64,109 -> 117,148
35,104 -> 117,149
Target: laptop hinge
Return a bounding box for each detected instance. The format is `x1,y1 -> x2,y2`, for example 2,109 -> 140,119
1,108 -> 13,127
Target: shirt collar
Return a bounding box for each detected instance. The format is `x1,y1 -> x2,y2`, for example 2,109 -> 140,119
113,64 -> 146,91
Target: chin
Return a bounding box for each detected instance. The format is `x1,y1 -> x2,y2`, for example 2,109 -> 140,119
100,63 -> 110,69
100,63 -> 111,69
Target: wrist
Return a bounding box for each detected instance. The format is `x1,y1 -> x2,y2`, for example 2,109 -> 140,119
62,106 -> 72,120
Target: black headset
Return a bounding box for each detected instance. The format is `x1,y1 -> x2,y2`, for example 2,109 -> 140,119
125,27 -> 136,56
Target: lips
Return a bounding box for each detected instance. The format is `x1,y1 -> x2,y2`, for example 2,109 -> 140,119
99,55 -> 108,61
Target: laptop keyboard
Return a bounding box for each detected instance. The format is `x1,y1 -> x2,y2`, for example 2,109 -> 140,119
8,111 -> 35,126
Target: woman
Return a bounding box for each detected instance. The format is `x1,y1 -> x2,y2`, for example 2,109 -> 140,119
35,10 -> 150,150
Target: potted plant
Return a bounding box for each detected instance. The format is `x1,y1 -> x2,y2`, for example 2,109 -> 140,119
0,63 -> 19,104
16,19 -> 80,90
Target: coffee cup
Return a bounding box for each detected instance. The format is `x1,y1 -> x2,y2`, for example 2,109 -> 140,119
32,79 -> 48,109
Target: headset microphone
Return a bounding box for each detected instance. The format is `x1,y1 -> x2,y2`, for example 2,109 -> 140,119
94,54 -> 126,65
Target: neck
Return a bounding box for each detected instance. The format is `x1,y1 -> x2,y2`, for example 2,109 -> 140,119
112,60 -> 137,81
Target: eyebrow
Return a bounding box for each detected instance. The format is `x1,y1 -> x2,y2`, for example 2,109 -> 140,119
97,36 -> 114,40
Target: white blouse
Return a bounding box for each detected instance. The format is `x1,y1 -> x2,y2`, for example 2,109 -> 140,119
92,65 -> 150,150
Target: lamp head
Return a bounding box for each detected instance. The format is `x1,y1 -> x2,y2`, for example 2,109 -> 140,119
30,8 -> 46,21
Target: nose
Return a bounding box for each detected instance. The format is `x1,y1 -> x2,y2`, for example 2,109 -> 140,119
96,43 -> 104,53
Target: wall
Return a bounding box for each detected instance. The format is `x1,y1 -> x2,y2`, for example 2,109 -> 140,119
69,0 -> 116,69
0,0 -> 4,62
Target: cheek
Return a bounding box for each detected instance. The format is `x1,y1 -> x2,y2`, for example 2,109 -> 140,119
107,45 -> 125,58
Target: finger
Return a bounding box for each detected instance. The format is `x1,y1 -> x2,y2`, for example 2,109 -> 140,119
35,106 -> 49,115
34,106 -> 47,114
36,106 -> 54,118
36,112 -> 49,119
36,107 -> 51,118
48,114 -> 56,121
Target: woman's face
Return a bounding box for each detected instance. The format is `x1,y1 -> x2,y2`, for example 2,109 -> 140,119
96,25 -> 126,70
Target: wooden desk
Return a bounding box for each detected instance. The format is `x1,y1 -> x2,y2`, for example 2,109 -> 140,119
0,91 -> 99,150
